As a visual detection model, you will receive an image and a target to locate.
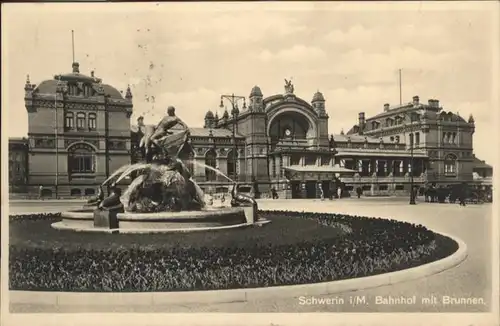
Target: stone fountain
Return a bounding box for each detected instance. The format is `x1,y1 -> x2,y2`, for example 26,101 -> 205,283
52,108 -> 270,233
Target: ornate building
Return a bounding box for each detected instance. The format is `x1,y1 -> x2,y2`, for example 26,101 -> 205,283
9,137 -> 29,193
21,62 -> 133,197
11,76 -> 492,198
344,96 -> 477,192
131,84 -> 489,199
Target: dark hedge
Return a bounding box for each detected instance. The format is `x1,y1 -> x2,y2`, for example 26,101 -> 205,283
9,211 -> 458,292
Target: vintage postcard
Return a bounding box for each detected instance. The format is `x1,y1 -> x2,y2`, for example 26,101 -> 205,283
1,2 -> 498,326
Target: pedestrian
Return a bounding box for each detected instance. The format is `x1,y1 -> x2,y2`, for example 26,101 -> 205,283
459,182 -> 467,207
39,185 -> 44,200
356,186 -> 362,199
271,187 -> 279,199
337,186 -> 342,199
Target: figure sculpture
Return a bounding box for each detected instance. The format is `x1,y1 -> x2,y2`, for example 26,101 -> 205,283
86,185 -> 105,207
230,182 -> 258,224
284,78 -> 294,94
98,184 -> 124,212
139,106 -> 190,162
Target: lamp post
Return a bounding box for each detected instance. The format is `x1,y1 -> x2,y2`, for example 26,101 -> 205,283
403,112 -> 416,205
220,94 -> 246,182
54,77 -> 63,199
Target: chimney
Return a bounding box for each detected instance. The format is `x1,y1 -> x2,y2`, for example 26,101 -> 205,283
91,71 -> 95,77
383,103 -> 390,112
358,112 -> 365,135
413,95 -> 420,106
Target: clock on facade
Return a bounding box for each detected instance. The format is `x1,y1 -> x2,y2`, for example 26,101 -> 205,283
284,129 -> 292,137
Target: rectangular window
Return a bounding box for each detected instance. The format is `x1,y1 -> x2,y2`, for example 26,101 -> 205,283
290,154 -> 301,166
76,113 -> 86,130
415,132 -> 420,146
65,113 -> 74,129
70,156 -> 94,173
379,184 -> 388,191
395,185 -> 405,191
88,113 -> 96,130
304,156 -> 316,166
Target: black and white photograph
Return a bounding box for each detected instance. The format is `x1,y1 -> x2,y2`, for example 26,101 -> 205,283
2,2 -> 498,326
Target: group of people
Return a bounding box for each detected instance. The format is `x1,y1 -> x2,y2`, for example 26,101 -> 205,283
423,183 -> 492,205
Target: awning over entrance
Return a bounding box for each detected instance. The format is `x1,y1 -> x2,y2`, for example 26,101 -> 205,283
284,165 -> 357,174
335,149 -> 428,158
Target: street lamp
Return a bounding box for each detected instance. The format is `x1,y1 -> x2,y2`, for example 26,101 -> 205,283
403,112 -> 417,205
220,94 -> 246,182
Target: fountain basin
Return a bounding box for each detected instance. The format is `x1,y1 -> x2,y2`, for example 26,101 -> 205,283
52,207 -> 270,234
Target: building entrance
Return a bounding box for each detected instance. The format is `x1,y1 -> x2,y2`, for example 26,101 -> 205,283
321,181 -> 331,199
291,181 -> 301,199
305,181 -> 316,198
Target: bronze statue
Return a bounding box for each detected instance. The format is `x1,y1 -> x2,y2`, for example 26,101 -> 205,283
138,106 -> 190,162
230,182 -> 257,208
98,183 -> 124,212
86,185 -> 105,207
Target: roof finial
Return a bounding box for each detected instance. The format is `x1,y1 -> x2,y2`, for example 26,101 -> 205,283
340,128 -> 344,135
26,74 -> 30,84
125,84 -> 133,99
72,62 -> 80,73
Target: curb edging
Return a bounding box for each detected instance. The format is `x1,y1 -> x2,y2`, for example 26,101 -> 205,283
9,231 -> 467,307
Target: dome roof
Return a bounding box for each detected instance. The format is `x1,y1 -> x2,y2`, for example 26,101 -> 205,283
250,85 -> 263,97
34,79 -> 124,100
312,91 -> 325,102
205,110 -> 214,119
32,62 -> 124,100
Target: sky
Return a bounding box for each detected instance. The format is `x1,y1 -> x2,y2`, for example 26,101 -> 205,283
2,2 -> 498,164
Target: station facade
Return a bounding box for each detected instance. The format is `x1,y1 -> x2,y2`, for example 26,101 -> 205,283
11,70 -> 492,198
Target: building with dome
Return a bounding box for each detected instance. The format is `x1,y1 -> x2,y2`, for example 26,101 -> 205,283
130,83 -> 490,199
10,75 -> 492,199
17,62 -> 133,197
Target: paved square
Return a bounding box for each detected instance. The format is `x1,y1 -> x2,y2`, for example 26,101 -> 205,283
8,198 -> 493,313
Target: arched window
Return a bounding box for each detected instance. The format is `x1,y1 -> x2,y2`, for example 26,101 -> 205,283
88,113 -> 97,130
65,112 -> 74,130
70,188 -> 81,196
205,149 -> 217,181
84,188 -> 95,196
227,149 -> 238,180
76,113 -> 86,130
444,154 -> 457,175
68,144 -> 96,174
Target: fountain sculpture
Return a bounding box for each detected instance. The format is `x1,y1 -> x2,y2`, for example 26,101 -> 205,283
53,106 -> 270,233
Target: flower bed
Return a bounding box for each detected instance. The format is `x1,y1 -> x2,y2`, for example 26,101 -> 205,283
9,211 -> 458,292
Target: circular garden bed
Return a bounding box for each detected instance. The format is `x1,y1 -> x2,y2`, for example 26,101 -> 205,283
9,210 -> 458,292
